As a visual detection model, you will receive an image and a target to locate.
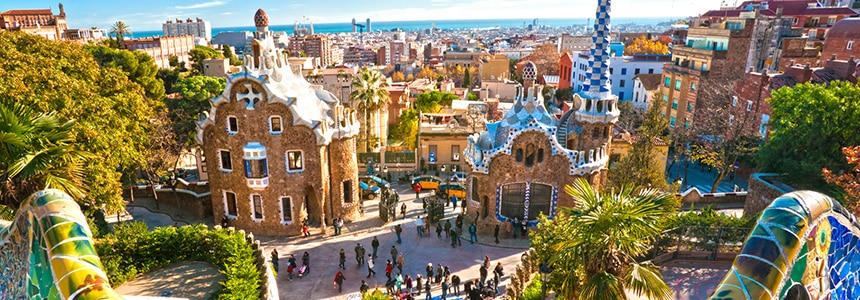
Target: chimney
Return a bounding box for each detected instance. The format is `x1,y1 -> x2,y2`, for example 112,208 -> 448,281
831,54 -> 837,61
776,6 -> 783,18
749,66 -> 755,72
789,60 -> 795,66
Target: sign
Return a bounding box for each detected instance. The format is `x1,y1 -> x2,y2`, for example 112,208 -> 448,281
429,152 -> 436,163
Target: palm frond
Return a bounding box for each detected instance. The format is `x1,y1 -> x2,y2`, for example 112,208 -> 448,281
579,271 -> 626,300
623,262 -> 673,300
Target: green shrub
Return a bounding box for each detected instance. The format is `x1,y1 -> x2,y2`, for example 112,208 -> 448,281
96,222 -> 262,299
522,274 -> 544,300
361,288 -> 389,300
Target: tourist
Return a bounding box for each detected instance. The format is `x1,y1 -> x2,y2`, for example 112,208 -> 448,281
443,220 -> 451,238
391,245 -> 399,263
461,197 -> 467,213
505,217 -> 513,238
332,217 -> 339,235
360,280 -> 369,294
482,256 -> 491,269
220,216 -> 228,228
469,223 -> 478,244
386,260 -> 394,280
302,252 -> 310,273
441,276 -> 450,299
270,249 -> 279,273
511,217 -> 519,238
401,203 -> 407,219
521,218 -> 528,238
463,279 -> 472,295
337,217 -> 344,235
334,270 -> 346,293
494,262 -> 504,278
396,273 -> 404,294
451,195 -> 458,211
288,254 -> 297,269
494,224 -> 500,244
424,280 -> 432,300
405,274 -> 414,294
435,222 -> 443,239
468,283 -> 482,300
443,265 -> 450,278
415,216 -> 425,236
453,229 -> 461,246
479,265 -> 488,284
394,223 -> 403,244
415,274 -> 423,296
451,274 -> 461,295
426,263 -> 434,281
435,264 -> 443,284
396,253 -> 405,274
286,263 -> 294,281
371,236 -> 380,259
450,229 -> 458,248
354,243 -> 364,266
302,222 -> 310,237
338,249 -> 346,270
366,254 -> 376,277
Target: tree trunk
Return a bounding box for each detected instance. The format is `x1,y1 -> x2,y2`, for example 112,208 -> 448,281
149,179 -> 160,210
711,166 -> 731,193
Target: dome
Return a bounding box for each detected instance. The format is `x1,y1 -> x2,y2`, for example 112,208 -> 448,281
826,18 -> 860,40
254,8 -> 269,27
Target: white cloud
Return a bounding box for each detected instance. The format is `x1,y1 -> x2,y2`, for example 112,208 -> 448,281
175,1 -> 226,10
221,12 -> 235,15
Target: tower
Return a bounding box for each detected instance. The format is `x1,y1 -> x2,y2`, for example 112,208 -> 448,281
366,18 -> 371,32
254,8 -> 269,36
352,18 -> 356,33
522,61 -> 537,88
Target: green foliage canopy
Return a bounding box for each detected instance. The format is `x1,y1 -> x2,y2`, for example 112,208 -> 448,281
758,81 -> 860,189
86,44 -> 165,102
0,31 -> 153,213
189,45 -> 224,74
169,76 -> 226,146
415,91 -> 458,113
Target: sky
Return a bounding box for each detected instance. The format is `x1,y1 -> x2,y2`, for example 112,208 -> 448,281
2,0 -> 728,31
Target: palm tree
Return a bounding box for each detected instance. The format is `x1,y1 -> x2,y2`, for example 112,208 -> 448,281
548,178 -> 674,300
110,21 -> 132,44
350,67 -> 390,152
0,99 -> 89,210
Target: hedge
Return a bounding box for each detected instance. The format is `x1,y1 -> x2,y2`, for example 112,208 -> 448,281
95,222 -> 262,299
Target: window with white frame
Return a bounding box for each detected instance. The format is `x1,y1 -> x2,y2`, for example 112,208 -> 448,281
218,150 -> 232,172
848,41 -> 854,50
224,191 -> 238,218
227,116 -> 238,134
732,96 -> 738,107
746,100 -> 753,111
269,116 -> 283,134
280,197 -> 293,224
251,194 -> 263,220
286,150 -> 304,172
729,114 -> 735,126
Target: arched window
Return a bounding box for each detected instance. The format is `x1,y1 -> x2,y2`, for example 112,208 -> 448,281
592,128 -> 600,140
515,148 -> 524,162
525,143 -> 536,167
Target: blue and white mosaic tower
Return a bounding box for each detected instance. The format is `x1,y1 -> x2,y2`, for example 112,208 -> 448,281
582,0 -> 613,99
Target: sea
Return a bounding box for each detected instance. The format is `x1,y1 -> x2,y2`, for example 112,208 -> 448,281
130,17 -> 677,38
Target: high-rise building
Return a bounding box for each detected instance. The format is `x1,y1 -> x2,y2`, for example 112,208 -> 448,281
289,34 -> 334,66
162,17 -> 212,41
464,0 -> 619,232
366,18 -> 371,32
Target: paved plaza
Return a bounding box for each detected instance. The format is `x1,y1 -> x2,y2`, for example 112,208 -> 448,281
117,182 -> 733,300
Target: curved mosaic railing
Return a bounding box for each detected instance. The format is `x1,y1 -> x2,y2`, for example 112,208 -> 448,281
0,189 -> 121,299
709,191 -> 860,300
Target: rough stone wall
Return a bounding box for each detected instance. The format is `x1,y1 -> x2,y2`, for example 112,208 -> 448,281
469,131 -> 607,233
203,79 -> 328,236
327,137 -> 360,222
744,174 -> 790,217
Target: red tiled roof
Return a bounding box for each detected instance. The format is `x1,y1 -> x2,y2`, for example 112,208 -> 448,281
1,9 -> 53,16
633,74 -> 663,91
702,1 -> 856,18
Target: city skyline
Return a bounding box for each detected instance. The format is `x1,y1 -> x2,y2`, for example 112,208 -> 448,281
2,0 -> 726,31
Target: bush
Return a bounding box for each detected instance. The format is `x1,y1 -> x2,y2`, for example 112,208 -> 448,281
522,274 -> 544,300
96,222 -> 261,299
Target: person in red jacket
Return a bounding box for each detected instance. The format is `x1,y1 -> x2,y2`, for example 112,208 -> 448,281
385,260 -> 394,280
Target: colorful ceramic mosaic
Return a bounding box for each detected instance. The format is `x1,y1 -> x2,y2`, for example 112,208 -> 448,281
0,189 -> 121,300
710,191 -> 860,300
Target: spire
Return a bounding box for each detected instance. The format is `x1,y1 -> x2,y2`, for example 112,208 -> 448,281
581,0 -> 612,98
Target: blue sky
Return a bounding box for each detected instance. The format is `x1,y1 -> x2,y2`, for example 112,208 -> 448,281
2,0 -> 726,31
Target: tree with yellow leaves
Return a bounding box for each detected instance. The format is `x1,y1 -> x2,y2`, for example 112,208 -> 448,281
624,35 -> 669,55
391,71 -> 405,82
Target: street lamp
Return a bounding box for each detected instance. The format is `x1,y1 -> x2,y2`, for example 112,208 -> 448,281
539,262 -> 553,300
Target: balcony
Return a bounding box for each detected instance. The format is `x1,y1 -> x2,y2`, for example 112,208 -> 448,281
246,177 -> 269,190
663,63 -> 704,77
674,46 -> 727,59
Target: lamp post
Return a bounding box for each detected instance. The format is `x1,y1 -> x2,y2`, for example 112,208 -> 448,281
539,262 -> 553,300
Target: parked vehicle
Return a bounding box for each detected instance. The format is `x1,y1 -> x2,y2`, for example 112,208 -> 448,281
411,175 -> 443,191
438,183 -> 466,199
359,175 -> 390,200
449,171 -> 467,182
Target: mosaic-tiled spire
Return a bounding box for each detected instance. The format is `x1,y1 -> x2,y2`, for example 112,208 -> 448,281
581,0 -> 612,97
